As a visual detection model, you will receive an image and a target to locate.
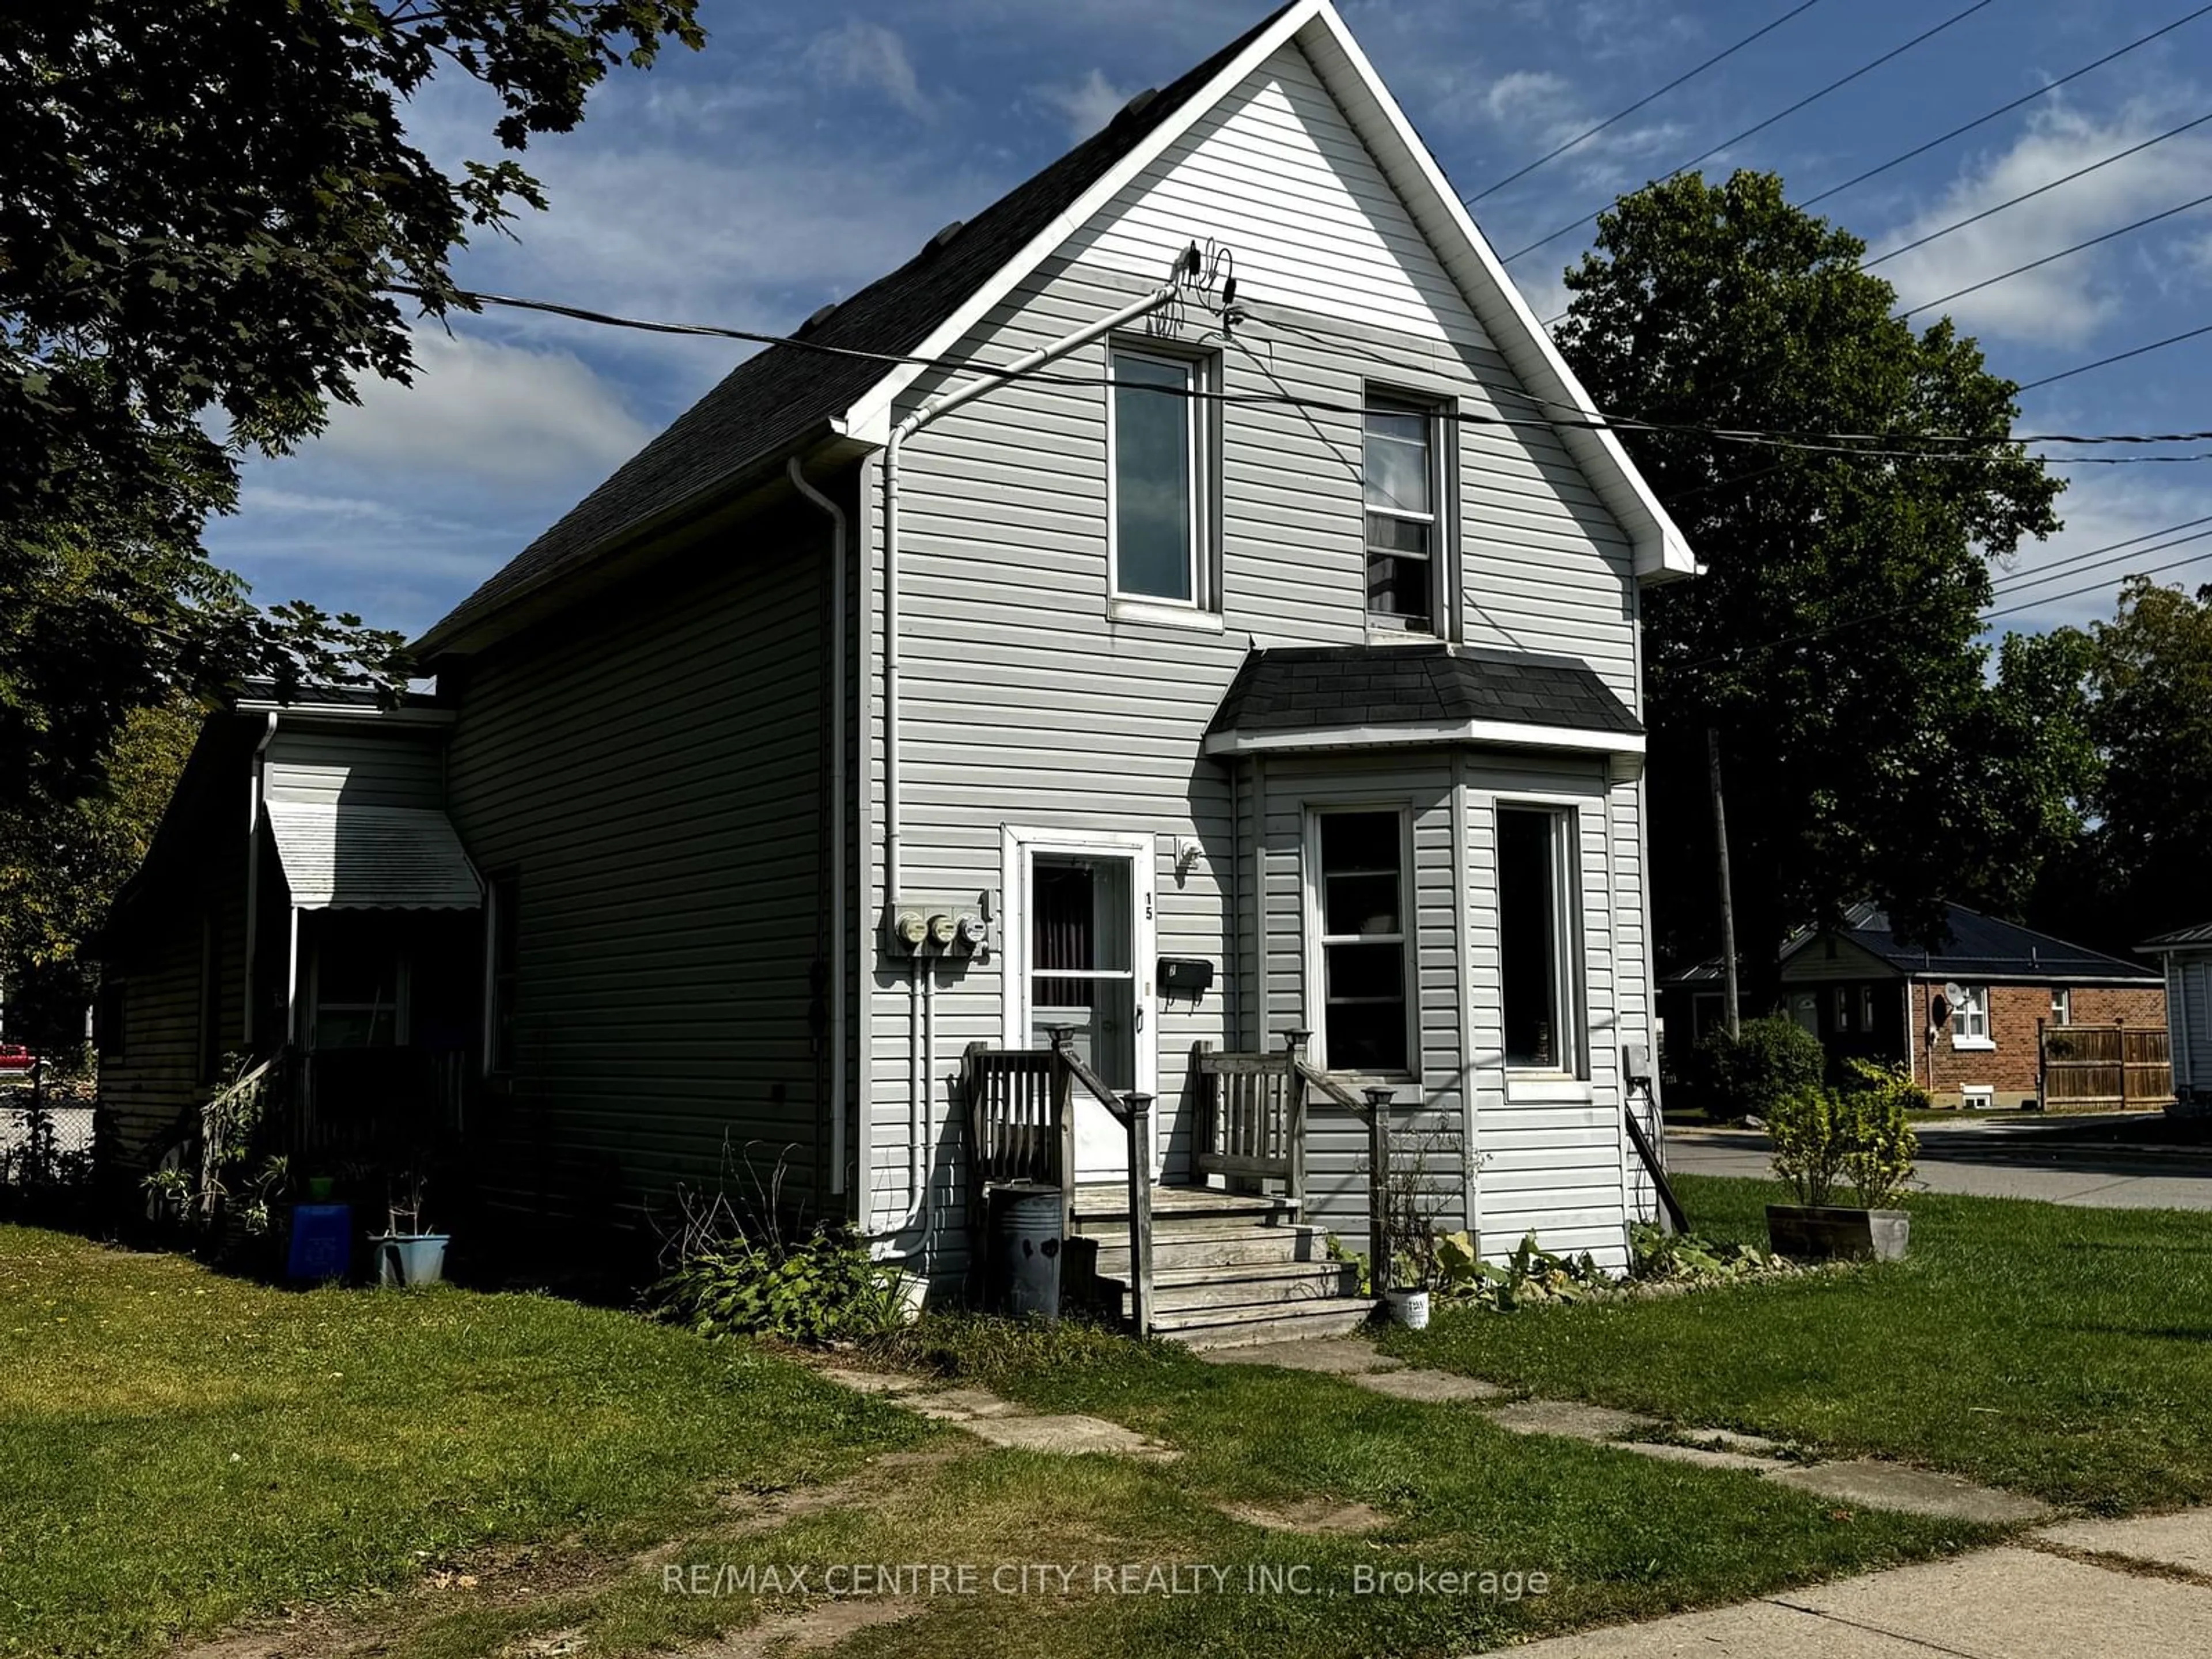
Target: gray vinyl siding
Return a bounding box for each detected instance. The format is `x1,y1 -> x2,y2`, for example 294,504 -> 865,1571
444,499 -> 833,1232
264,730 -> 445,808
1257,754 -> 1467,1249
101,809 -> 249,1169
862,244 -> 1652,1280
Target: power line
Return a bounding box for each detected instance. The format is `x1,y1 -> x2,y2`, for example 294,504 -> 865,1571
2015,320 -> 2212,391
1669,511 -> 2212,672
1990,513 -> 2212,590
1798,4 -> 2212,211
1992,522 -> 2212,599
398,283 -> 2212,465
1465,0 -> 1827,203
1984,537 -> 2212,619
1861,109 -> 2212,271
1900,188 -> 2212,316
1498,0 -> 2004,265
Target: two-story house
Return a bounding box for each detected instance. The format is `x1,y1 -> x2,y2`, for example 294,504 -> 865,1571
100,0 -> 1694,1338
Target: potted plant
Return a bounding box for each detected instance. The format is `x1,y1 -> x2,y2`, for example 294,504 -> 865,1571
370,1170 -> 450,1287
1765,1077 -> 1918,1262
1382,1259 -> 1431,1328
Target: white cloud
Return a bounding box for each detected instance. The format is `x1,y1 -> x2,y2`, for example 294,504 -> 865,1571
1034,68 -> 1135,141
1873,100 -> 2212,347
312,328 -> 654,488
803,20 -> 931,119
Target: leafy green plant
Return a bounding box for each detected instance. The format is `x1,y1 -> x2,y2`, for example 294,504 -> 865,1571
651,1227 -> 910,1344
1767,1085 -> 1851,1206
1840,1090 -> 1919,1209
1694,1016 -> 1825,1123
1839,1056 -> 1932,1116
1627,1223 -> 1801,1285
1439,1231 -> 1609,1312
1768,1084 -> 1919,1208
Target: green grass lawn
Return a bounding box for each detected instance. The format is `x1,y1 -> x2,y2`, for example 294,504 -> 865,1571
0,1226 -> 931,1658
3,1223 -> 1999,1659
1384,1174 -> 2212,1514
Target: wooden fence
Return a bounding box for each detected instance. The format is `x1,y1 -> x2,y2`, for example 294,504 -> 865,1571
2039,1022 -> 2173,1111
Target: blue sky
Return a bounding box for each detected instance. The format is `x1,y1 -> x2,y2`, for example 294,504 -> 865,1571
202,0 -> 2212,644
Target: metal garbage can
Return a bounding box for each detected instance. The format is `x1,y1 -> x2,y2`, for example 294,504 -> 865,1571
997,1190 -> 1063,1320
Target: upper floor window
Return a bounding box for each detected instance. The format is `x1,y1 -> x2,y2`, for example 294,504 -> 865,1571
1364,395 -> 1444,633
1110,347 -> 1210,606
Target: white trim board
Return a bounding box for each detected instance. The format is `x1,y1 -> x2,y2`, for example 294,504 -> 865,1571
1203,719 -> 1645,758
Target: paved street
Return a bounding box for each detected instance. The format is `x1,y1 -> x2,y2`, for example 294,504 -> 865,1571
1668,1113 -> 2212,1210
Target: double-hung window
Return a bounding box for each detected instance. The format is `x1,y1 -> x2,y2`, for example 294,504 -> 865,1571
1111,347 -> 1208,606
1498,806 -> 1583,1074
2051,987 -> 2071,1027
1953,984 -> 1991,1046
1314,810 -> 1411,1074
1363,394 -> 1444,632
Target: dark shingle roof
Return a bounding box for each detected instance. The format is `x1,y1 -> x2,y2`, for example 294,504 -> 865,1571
1671,903 -> 2160,985
1206,643 -> 1642,741
417,4 -> 1296,657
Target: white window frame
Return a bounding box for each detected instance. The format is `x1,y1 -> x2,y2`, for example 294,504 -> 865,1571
1362,388 -> 1451,638
2051,987 -> 2071,1027
1106,344 -> 1212,613
307,933 -> 410,1051
1302,804 -> 1418,1081
1953,983 -> 1993,1050
1497,802 -> 1586,1080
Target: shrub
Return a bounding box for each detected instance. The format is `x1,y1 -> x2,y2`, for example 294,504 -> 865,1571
1768,1086 -> 1851,1206
651,1226 -> 910,1343
1839,1056 -> 1932,1116
1840,1089 -> 1919,1208
1768,1084 -> 1919,1209
1694,1016 -> 1825,1122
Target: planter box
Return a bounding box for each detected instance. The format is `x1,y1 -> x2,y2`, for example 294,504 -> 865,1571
1767,1205 -> 1909,1263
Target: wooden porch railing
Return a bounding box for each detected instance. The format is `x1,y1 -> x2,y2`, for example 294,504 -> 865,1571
1291,1052 -> 1396,1297
2039,1022 -> 2174,1111
959,1032 -> 1155,1336
1191,1031 -> 1309,1203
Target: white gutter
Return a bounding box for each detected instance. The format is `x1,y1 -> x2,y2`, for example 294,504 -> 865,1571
786,457 -> 850,1201
243,712 -> 278,1045
873,276 -> 1186,1251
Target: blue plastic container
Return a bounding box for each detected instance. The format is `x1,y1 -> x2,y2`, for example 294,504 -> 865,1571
286,1203 -> 352,1282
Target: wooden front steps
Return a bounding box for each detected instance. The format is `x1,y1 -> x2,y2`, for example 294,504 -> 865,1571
1070,1184 -> 1373,1349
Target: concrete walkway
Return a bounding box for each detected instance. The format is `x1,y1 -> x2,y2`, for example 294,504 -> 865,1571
1670,1115 -> 2212,1210
1200,1338 -> 2051,1525
1508,1509 -> 2212,1657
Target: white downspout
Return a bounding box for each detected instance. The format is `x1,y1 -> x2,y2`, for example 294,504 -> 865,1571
244,712 -> 278,1046
873,276 -> 1188,1252
787,457 -> 850,1202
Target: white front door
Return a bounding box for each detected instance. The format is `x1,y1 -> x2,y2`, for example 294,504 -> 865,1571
1004,829 -> 1157,1181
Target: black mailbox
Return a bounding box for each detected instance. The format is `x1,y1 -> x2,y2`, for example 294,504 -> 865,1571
1158,957 -> 1215,998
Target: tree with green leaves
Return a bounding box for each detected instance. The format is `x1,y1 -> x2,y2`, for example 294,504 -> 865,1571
2027,578 -> 2212,955
1,0 -> 703,820
2,1 -> 702,1020
1553,171 -> 2077,996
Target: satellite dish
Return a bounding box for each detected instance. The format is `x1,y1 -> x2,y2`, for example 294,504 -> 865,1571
1943,981 -> 1967,1006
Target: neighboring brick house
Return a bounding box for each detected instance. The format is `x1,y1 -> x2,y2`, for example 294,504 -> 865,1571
1663,904 -> 2168,1109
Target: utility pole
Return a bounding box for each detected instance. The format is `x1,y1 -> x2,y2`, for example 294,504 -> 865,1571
1706,726 -> 1741,1040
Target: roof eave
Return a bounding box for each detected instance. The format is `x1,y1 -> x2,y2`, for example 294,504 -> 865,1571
412,422 -> 859,661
